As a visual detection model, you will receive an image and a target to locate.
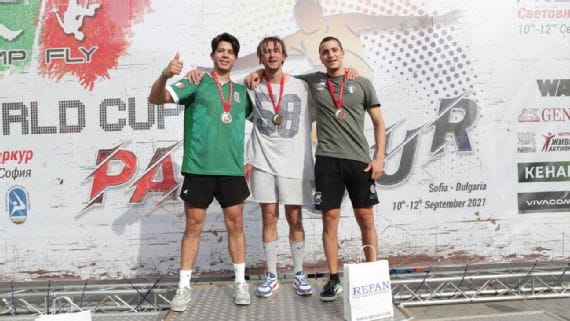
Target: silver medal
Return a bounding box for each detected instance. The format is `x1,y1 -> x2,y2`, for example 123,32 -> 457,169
221,112 -> 233,124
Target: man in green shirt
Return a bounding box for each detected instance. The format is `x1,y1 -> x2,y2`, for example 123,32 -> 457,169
149,32 -> 253,311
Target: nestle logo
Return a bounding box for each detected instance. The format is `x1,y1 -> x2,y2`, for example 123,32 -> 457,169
351,281 -> 391,298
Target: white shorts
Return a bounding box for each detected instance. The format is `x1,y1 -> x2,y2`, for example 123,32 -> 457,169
249,167 -> 314,205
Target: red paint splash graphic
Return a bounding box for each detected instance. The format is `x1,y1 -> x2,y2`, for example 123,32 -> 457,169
39,0 -> 150,90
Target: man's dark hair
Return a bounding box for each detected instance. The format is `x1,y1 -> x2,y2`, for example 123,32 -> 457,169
319,36 -> 343,53
211,32 -> 241,56
256,36 -> 288,64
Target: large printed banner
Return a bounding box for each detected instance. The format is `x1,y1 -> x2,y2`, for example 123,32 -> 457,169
0,0 -> 569,280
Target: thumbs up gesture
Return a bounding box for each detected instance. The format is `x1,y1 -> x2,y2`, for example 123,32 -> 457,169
162,52 -> 183,79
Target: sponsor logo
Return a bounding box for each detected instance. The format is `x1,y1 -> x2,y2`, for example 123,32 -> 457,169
38,0 -> 151,90
0,0 -> 40,71
518,161 -> 570,183
518,6 -> 570,20
517,131 -> 537,153
518,191 -> 570,214
541,132 -> 570,152
518,108 -> 570,123
6,185 -> 29,224
537,79 -> 570,97
350,281 -> 391,299
518,108 -> 540,123
82,141 -> 182,214
314,191 -> 322,205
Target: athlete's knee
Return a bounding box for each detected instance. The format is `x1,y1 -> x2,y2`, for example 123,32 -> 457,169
225,216 -> 244,235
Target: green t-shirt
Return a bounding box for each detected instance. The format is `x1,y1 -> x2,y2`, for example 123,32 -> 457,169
298,72 -> 380,163
168,74 -> 252,176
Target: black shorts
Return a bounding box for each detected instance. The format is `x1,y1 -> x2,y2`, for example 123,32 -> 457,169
179,174 -> 250,208
314,156 -> 379,211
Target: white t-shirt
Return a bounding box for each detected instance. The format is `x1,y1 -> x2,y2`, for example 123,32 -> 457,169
246,76 -> 315,180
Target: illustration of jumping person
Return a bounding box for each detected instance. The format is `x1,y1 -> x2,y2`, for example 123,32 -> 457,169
52,0 -> 100,41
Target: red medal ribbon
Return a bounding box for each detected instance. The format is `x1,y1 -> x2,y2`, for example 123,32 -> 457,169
210,72 -> 234,113
264,72 -> 285,115
326,70 -> 348,110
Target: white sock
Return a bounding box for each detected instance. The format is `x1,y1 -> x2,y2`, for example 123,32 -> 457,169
290,240 -> 305,273
263,241 -> 278,276
234,263 -> 246,284
178,270 -> 192,289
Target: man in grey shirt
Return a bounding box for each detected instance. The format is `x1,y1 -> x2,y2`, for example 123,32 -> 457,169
297,36 -> 386,302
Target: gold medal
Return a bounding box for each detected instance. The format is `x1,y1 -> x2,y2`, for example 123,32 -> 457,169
264,73 -> 285,126
272,113 -> 283,125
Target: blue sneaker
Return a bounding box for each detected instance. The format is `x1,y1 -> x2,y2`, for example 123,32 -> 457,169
293,271 -> 313,296
255,272 -> 279,297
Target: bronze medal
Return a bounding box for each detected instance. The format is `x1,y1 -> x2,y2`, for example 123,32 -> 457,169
335,108 -> 346,120
327,71 -> 348,122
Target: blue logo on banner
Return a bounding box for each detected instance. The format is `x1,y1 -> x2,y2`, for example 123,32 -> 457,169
6,186 -> 29,224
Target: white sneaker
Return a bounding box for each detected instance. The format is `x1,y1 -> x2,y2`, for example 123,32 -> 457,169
170,286 -> 192,312
293,271 -> 312,296
233,282 -> 251,305
255,272 -> 279,297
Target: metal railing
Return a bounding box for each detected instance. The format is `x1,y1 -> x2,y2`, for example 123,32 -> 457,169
391,261 -> 570,307
0,279 -> 175,316
1,262 -> 569,316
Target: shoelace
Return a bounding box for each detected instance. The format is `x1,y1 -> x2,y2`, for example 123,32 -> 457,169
324,280 -> 338,292
296,275 -> 309,286
261,277 -> 276,288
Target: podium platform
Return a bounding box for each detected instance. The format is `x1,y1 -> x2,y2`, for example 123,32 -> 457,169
164,279 -> 405,321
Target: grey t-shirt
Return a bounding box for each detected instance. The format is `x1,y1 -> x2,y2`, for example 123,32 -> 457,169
298,72 -> 380,163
